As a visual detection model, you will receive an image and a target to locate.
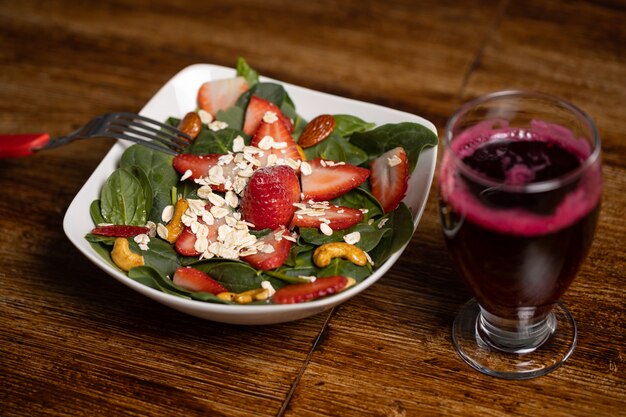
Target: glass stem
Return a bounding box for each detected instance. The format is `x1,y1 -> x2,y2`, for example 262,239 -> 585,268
477,308 -> 557,354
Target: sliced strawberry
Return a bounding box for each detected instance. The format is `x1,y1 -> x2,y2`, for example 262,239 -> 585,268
173,153 -> 240,192
174,203 -> 228,257
242,227 -> 293,270
240,165 -> 300,230
252,113 -> 301,166
174,227 -> 201,257
243,96 -> 293,135
291,202 -> 363,230
300,158 -> 370,201
272,276 -> 348,304
172,266 -> 227,294
370,147 -> 409,213
197,77 -> 249,117
173,154 -> 220,179
91,225 -> 149,237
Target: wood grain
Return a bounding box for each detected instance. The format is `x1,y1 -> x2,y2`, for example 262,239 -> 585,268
1,0 -> 624,416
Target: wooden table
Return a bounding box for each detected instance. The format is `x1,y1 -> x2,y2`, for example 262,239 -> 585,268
1,1 -> 624,415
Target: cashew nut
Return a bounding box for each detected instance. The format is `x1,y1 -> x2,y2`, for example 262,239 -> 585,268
111,238 -> 144,271
217,288 -> 269,304
313,242 -> 368,268
165,198 -> 189,244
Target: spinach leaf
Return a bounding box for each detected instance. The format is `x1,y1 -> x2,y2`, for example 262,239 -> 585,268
317,259 -> 371,283
331,187 -> 383,222
189,127 -> 248,155
129,238 -> 180,278
126,165 -> 153,221
369,203 -> 415,266
128,265 -> 233,303
84,233 -> 116,245
299,222 -> 391,252
216,106 -> 245,130
333,114 -> 375,137
128,265 -> 189,297
236,57 -> 259,87
262,269 -> 312,285
89,199 -> 106,225
100,168 -> 147,226
302,132 -> 368,166
349,122 -> 438,171
88,241 -> 118,270
120,144 -> 178,224
191,261 -> 270,293
237,82 -> 288,108
284,244 -> 314,268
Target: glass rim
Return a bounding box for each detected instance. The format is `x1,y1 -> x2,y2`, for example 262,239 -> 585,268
443,90 -> 601,193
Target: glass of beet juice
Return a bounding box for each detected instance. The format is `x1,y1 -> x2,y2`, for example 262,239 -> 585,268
439,91 -> 602,379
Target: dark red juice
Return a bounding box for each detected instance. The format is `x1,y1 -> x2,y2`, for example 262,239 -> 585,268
439,125 -> 601,320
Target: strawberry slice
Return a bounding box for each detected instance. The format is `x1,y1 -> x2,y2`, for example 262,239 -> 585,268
242,227 -> 293,271
370,147 -> 409,213
272,276 -> 348,304
251,112 -> 301,165
291,202 -> 363,230
91,225 -> 149,237
174,227 -> 201,257
243,96 -> 293,135
240,165 -> 300,230
173,154 -> 220,179
174,202 -> 229,257
172,266 -> 227,294
197,77 -> 249,117
300,158 -> 370,201
172,153 -> 239,192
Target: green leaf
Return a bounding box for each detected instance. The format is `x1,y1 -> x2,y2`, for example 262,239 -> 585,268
302,132 -> 369,166
284,244 -> 314,268
216,106 -> 245,131
317,259 -> 371,283
100,168 -> 147,226
369,203 -> 415,266
84,233 -> 116,245
262,270 -> 311,285
236,57 -> 259,87
299,223 -> 391,252
349,122 -> 438,171
129,238 -> 180,278
120,144 -> 178,224
386,202 -> 415,255
128,265 -> 189,297
189,127 -> 248,155
191,261 -> 267,293
331,187 -> 383,222
333,114 -> 375,137
126,165 -> 153,222
89,199 -> 106,225
88,241 -> 118,270
235,82 -> 292,113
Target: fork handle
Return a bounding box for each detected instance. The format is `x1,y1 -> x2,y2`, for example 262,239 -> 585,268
0,133 -> 51,158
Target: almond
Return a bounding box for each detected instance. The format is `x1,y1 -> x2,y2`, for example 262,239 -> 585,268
177,111 -> 202,142
298,114 -> 336,148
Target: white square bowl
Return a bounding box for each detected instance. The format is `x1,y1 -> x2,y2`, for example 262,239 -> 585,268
63,63 -> 437,325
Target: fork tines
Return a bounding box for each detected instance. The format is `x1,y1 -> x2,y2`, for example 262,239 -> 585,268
103,112 -> 192,154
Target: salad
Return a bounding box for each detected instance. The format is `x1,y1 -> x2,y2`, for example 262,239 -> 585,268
85,58 -> 438,305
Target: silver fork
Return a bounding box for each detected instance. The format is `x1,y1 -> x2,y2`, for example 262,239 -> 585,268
0,112 -> 192,158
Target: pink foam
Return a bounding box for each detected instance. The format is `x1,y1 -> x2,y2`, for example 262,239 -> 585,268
440,121 -> 601,237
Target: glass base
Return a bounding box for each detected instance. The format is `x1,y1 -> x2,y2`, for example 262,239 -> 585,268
452,299 -> 577,380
